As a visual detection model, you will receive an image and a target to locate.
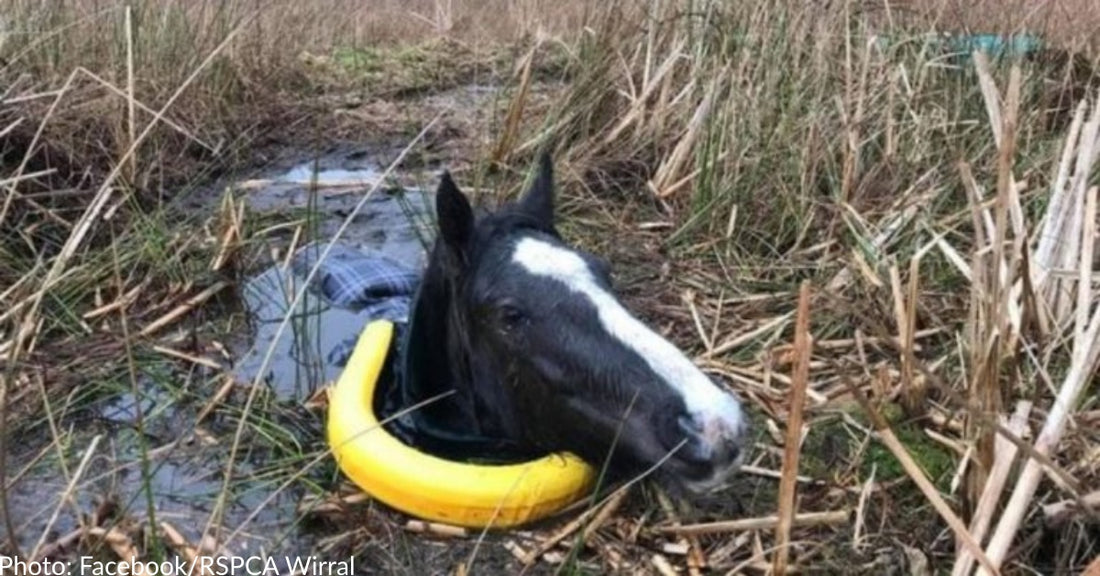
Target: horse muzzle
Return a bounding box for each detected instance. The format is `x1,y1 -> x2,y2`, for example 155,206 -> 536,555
655,402 -> 749,494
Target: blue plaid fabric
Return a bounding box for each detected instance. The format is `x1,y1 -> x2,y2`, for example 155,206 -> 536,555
291,241 -> 421,318
290,242 -> 421,366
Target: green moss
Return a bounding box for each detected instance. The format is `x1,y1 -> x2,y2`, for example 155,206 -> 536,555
320,39 -> 489,95
800,403 -> 956,490
883,422 -> 955,487
332,46 -> 384,73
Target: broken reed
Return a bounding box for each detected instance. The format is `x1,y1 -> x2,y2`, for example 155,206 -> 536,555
962,57 -> 1023,519
772,281 -> 813,575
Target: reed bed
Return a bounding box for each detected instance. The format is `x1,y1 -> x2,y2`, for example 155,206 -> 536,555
2,0 -> 1099,574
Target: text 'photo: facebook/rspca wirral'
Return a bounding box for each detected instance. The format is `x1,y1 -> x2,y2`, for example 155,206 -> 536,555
0,554 -> 358,576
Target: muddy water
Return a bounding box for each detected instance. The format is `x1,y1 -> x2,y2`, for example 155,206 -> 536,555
232,152 -> 435,398
3,150 -> 438,562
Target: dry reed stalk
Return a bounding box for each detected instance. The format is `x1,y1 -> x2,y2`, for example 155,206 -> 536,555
653,510 -> 850,537
601,39 -> 685,146
1033,99 -> 1087,320
520,485 -> 631,565
76,68 -> 215,151
491,41 -> 537,166
761,330 -> 944,356
852,464 -> 876,551
905,259 -> 921,405
773,281 -> 813,576
651,554 -> 678,576
951,401 -> 1032,576
1077,186 -> 1098,345
974,53 -> 1026,238
684,290 -> 714,353
839,36 -> 873,204
661,542 -> 689,555
1042,490 -> 1100,526
739,464 -> 817,485
889,260 -> 922,415
30,435 -> 103,561
651,69 -> 724,198
152,345 -> 221,370
642,0 -> 659,98
935,234 -> 974,282
0,118 -> 25,139
405,520 -> 468,538
212,193 -> 245,272
504,540 -> 530,563
971,53 -> 1002,149
0,260 -> 42,309
161,522 -> 210,576
0,168 -> 58,188
703,313 -> 793,358
581,486 -> 629,544
137,281 -> 230,337
965,62 -> 1022,521
125,5 -> 136,185
1058,106 -> 1100,318
282,225 -> 305,271
85,526 -> 139,561
991,64 -> 1022,350
979,188 -> 1100,575
1036,96 -> 1100,326
962,164 -> 997,511
81,280 -> 149,320
654,489 -> 705,575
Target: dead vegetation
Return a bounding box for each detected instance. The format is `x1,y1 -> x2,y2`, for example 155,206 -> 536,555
2,0 -> 1100,574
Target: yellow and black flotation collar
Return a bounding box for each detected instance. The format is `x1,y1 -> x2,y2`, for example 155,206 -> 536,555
326,319 -> 596,528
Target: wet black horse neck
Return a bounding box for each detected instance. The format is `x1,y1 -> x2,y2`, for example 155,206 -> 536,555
388,184 -> 556,461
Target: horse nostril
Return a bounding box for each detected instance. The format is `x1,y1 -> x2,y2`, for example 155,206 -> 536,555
675,416 -> 743,469
675,416 -> 715,465
677,415 -> 704,437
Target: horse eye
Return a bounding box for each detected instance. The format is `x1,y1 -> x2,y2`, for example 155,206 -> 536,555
498,305 -> 525,330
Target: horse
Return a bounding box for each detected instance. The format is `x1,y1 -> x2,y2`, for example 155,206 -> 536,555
389,153 -> 750,495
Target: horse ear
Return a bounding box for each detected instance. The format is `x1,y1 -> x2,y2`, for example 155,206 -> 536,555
517,151 -> 555,227
436,170 -> 474,263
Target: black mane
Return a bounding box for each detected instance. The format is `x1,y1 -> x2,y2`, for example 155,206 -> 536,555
378,192 -> 560,462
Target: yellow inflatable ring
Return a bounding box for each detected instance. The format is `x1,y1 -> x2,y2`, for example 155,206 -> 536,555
326,319 -> 597,528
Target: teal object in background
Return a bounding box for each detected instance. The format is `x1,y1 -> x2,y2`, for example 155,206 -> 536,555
874,32 -> 1045,64
941,33 -> 1044,60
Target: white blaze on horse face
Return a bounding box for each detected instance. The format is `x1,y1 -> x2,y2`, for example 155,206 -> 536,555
511,236 -> 747,449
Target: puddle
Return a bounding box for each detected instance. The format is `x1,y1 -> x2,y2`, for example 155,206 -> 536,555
231,150 -> 437,267
5,422 -> 310,558
3,148 -> 438,560
230,152 -> 435,397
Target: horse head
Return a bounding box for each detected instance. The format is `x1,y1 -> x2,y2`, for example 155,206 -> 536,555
404,153 -> 750,495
